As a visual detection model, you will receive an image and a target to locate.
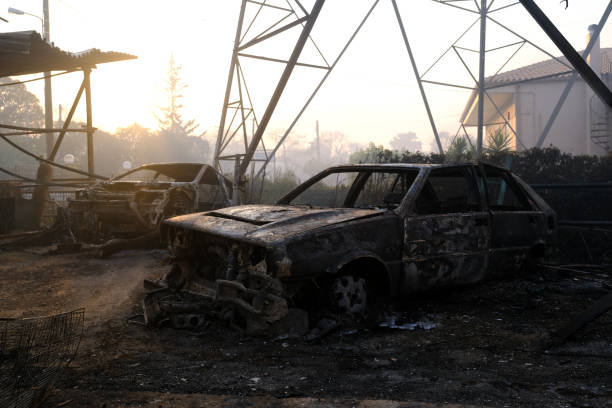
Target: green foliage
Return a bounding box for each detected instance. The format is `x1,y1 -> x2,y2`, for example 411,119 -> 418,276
486,127 -> 512,153
255,169 -> 300,204
347,143 -> 612,185
444,135 -> 478,163
349,142 -> 397,164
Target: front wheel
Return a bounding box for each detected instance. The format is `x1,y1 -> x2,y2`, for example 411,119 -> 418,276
329,274 -> 367,316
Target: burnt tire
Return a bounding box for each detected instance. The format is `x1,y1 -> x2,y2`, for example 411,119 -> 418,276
330,274 -> 367,316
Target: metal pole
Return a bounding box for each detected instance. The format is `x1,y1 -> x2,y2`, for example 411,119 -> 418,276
232,155 -> 241,205
391,0 -> 443,155
518,0 -> 612,108
49,80 -> 86,161
84,69 -> 94,177
536,2 -> 612,148
43,0 -> 53,158
476,0 -> 487,158
239,0 -> 326,176
316,120 -> 320,161
214,0 -> 247,170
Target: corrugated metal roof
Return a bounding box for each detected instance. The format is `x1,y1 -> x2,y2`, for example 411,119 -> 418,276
0,30 -> 136,77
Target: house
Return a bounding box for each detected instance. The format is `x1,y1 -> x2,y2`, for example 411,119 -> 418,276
460,25 -> 611,155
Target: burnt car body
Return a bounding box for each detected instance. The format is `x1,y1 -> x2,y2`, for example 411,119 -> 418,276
69,163 -> 231,240
156,163 -> 556,332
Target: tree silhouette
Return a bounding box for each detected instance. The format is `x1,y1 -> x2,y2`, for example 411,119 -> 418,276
157,54 -> 200,137
0,77 -> 45,177
390,132 -> 422,152
0,77 -> 44,128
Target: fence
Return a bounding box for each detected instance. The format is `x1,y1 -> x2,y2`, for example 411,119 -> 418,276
0,309 -> 84,408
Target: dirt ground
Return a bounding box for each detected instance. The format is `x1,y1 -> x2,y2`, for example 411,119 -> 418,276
0,247 -> 610,408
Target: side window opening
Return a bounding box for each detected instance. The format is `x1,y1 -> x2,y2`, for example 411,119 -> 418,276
414,168 -> 481,214
353,170 -> 418,209
483,166 -> 531,211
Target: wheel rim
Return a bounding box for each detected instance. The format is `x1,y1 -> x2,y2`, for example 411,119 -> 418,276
330,275 -> 367,315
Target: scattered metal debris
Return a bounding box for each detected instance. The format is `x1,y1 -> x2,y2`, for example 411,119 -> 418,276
379,316 -> 437,331
0,309 -> 84,408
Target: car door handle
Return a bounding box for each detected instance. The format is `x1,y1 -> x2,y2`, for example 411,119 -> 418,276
528,215 -> 536,224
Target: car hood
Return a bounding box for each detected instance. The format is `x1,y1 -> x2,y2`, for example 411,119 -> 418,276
164,204 -> 386,245
76,181 -> 191,200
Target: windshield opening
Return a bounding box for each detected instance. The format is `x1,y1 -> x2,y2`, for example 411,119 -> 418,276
282,169 -> 419,209
113,164 -> 203,183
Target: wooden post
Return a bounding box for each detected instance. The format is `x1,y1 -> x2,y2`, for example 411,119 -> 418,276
84,69 -> 94,177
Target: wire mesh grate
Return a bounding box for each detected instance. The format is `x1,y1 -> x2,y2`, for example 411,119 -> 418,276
0,309 -> 84,408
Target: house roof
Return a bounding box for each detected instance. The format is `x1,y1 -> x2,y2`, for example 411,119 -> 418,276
486,47 -> 612,88
460,48 -> 612,124
0,30 -> 136,77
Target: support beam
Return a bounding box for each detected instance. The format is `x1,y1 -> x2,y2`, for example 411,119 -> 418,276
253,0 -> 379,181
49,79 -> 85,161
84,69 -> 94,177
214,0 -> 247,170
391,0 -> 443,155
476,0 -> 487,158
519,0 -> 612,108
43,0 -> 53,159
238,16 -> 309,51
239,0 -> 325,176
536,2 -> 612,147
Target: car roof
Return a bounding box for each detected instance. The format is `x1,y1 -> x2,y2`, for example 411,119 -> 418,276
324,163 -> 476,171
135,162 -> 206,169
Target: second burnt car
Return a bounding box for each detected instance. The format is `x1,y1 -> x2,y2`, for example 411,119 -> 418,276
150,163 -> 556,332
68,163 -> 231,241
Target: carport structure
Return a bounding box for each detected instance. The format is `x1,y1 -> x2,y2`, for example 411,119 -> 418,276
0,30 -> 136,182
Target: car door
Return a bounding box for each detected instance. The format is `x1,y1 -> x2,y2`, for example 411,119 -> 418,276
401,166 -> 490,294
479,164 -> 543,276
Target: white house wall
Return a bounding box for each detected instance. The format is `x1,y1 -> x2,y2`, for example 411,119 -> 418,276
513,80 -> 588,154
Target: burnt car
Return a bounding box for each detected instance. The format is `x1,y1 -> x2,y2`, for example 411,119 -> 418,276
152,163 -> 556,332
69,163 -> 231,241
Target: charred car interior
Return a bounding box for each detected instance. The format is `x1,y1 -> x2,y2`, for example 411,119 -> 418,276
68,163 -> 231,242
146,163 -> 557,334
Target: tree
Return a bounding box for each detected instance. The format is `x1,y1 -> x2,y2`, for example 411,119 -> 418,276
154,55 -> 210,164
0,78 -> 45,177
390,132 -> 422,152
445,135 -> 477,163
0,77 -> 44,128
486,127 -> 513,153
349,142 -> 394,164
157,55 -> 200,138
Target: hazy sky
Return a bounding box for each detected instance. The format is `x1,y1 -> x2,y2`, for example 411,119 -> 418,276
1,0 -> 611,151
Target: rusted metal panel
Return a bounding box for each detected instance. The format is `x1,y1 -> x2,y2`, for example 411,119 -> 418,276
402,213 -> 489,292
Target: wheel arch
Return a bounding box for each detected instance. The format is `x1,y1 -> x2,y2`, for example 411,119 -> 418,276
334,255 -> 391,297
